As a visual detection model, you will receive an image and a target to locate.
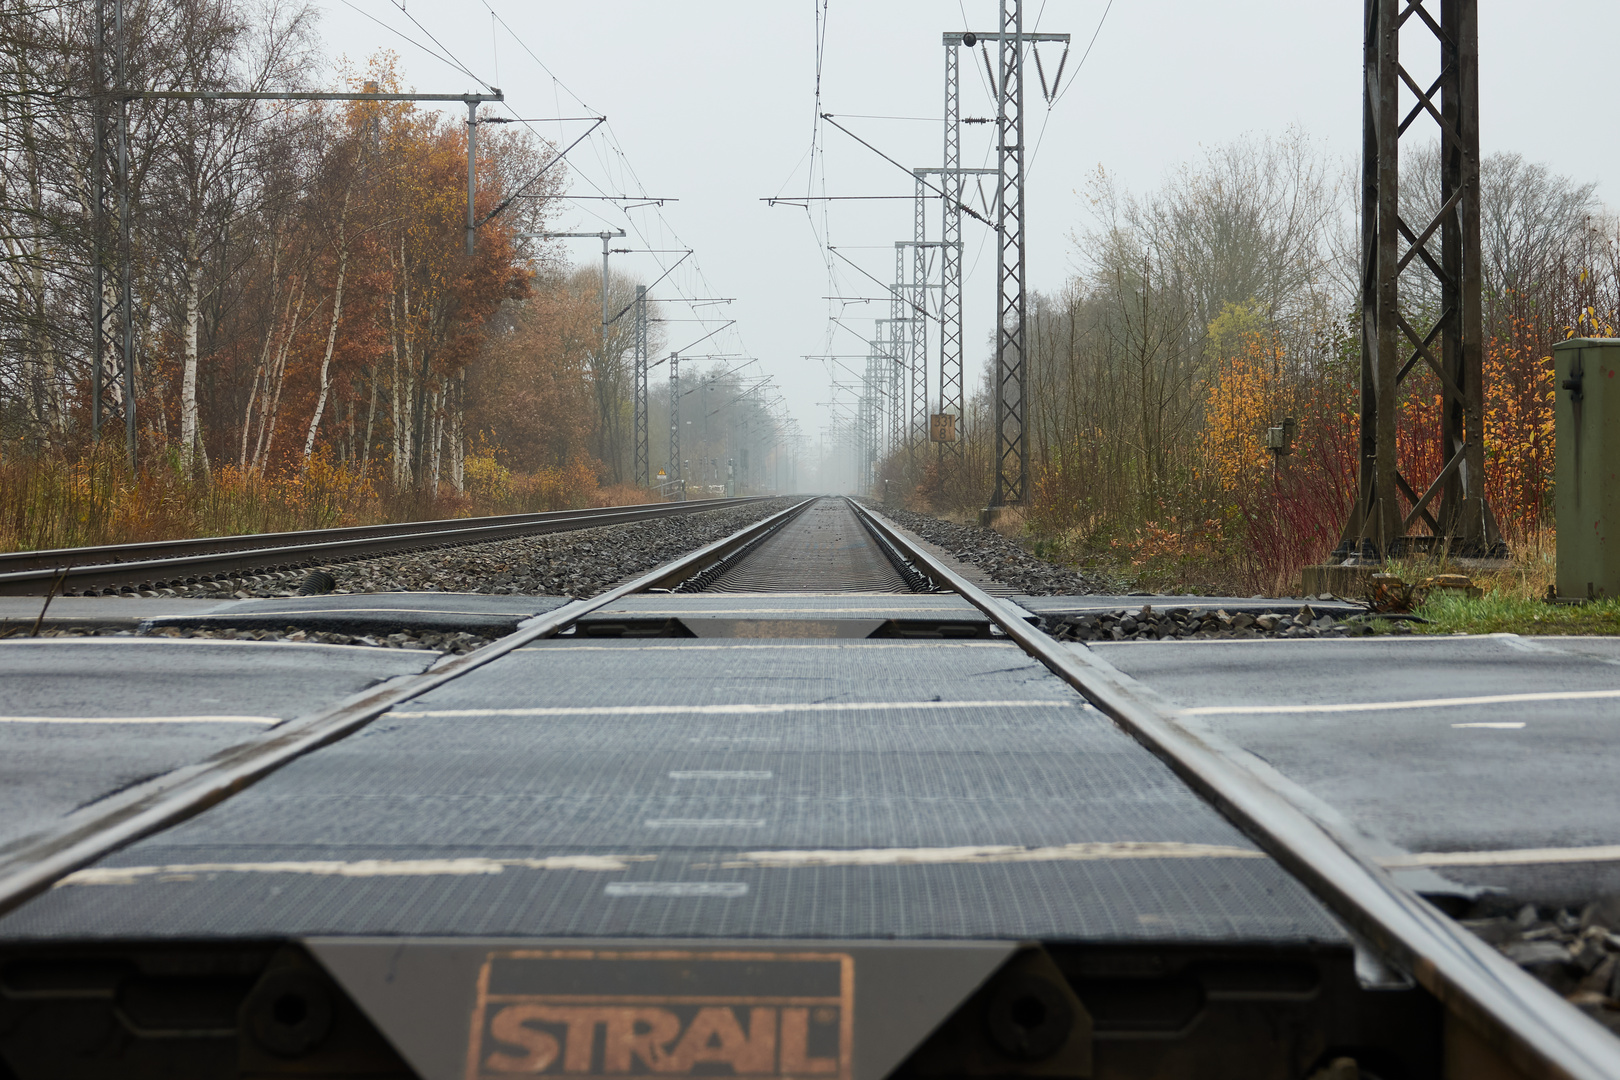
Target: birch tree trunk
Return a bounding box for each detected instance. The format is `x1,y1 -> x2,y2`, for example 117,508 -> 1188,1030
361,364 -> 378,473
253,272 -> 307,472
240,235 -> 284,465
179,227 -> 210,478
301,192 -> 350,466
449,368 -> 465,493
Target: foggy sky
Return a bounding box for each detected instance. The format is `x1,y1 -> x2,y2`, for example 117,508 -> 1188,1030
310,1 -> 1620,445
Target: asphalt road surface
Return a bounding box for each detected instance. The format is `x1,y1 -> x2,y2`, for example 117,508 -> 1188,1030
1092,632 -> 1620,904
0,638 -> 436,846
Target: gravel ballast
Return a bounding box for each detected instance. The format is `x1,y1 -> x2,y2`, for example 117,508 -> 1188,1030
25,500 -> 795,654
106,499 -> 795,602
1463,898 -> 1620,1035
1042,603 -> 1407,642
869,503 -> 1115,595
31,623 -> 496,654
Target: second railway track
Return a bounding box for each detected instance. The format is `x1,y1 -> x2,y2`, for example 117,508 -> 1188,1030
0,495 -> 771,597
0,495 -> 1613,1079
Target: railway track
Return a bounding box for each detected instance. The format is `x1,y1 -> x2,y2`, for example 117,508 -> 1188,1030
0,495 -> 1613,1079
0,495 -> 770,597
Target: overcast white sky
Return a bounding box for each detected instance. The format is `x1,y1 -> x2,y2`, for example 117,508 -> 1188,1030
309,1 -> 1620,447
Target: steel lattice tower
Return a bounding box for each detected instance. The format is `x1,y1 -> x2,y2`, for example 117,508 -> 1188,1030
911,173 -> 930,458
990,0 -> 1029,507
938,38 -> 965,469
888,245 -> 908,460
633,285 -> 649,487
1343,0 -> 1498,556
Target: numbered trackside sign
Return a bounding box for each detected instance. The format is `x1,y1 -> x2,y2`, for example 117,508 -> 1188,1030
466,950 -> 854,1080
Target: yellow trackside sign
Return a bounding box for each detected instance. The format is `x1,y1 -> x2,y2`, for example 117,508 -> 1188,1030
466,950 -> 854,1080
929,414 -> 956,443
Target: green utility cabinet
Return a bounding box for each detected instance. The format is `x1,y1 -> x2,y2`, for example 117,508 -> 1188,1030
1554,338 -> 1620,599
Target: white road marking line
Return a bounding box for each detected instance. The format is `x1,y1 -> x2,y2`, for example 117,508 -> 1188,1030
1381,846 -> 1620,868
590,606 -> 974,615
605,882 -> 747,898
392,700 -> 1071,718
723,842 -> 1266,869
57,841 -> 1269,888
1452,722 -> 1526,729
1183,688 -> 1620,715
524,643 -> 1010,651
0,714 -> 281,725
669,770 -> 774,780
645,819 -> 766,829
58,854 -> 653,886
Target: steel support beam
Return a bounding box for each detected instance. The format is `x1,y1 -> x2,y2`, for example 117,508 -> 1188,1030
888,246 -> 908,460
911,174 -> 931,459
633,286 -> 649,487
669,353 -> 682,500
1344,0 -> 1497,556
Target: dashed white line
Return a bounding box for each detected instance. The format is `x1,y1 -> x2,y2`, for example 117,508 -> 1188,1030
605,882 -> 747,898
644,819 -> 766,829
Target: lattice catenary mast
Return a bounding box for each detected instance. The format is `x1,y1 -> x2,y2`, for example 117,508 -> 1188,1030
1342,0 -> 1500,556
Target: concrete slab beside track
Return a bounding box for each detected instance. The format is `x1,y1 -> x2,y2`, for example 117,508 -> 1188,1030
0,591 -> 575,635
0,638 -> 436,847
1094,634 -> 1620,904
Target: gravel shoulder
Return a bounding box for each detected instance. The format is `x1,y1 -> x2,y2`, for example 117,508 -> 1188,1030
868,502 -> 1117,595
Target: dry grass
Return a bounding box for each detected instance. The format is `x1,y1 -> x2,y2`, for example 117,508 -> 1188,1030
1373,530 -> 1620,636
0,447 -> 664,554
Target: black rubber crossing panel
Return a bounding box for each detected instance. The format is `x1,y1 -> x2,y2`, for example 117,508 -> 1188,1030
0,640 -> 1345,945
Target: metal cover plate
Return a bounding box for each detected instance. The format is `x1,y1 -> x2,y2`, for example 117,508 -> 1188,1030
679,618 -> 887,639
309,938 -> 1015,1080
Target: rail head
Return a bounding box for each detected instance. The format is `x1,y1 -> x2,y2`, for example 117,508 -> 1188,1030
848,497 -> 1620,1080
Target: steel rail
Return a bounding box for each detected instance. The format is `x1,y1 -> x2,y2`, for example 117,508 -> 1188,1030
0,498 -> 815,921
849,498 -> 1620,1080
0,497 -> 770,596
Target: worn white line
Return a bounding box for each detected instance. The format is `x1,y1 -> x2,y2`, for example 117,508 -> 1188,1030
533,644 -> 1006,653
0,714 -> 281,725
58,854 -> 653,886
722,841 -> 1266,869
171,607 -> 534,618
645,819 -> 766,829
1452,722 -> 1526,729
1381,846 -> 1620,869
669,770 -> 774,780
1182,688 -> 1620,716
591,607 -> 976,615
392,699 -> 1071,719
